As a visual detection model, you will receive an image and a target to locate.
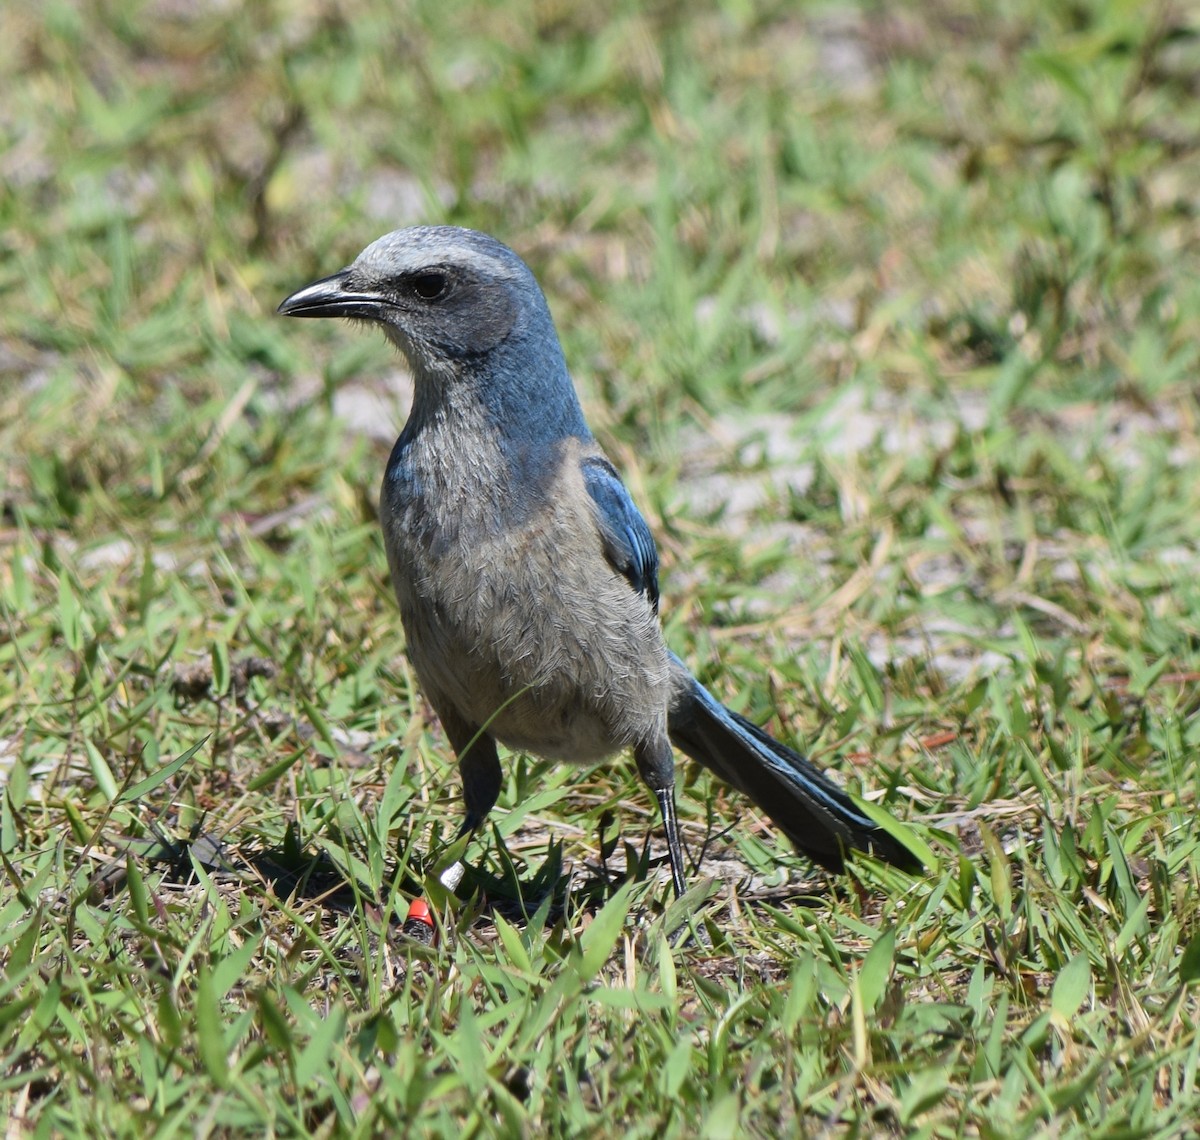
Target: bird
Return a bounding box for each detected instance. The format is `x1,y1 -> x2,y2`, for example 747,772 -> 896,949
278,225 -> 918,896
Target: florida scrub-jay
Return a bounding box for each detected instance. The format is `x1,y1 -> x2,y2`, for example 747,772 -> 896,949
278,226 -> 917,895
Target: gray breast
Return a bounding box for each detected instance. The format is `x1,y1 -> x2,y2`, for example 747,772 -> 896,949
380,430 -> 670,763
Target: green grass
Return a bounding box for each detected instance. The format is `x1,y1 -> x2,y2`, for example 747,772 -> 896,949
4,0 -> 1200,1134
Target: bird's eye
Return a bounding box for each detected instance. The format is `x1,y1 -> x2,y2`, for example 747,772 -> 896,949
410,272 -> 448,301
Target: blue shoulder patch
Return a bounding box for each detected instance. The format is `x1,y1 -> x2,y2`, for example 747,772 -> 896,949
581,456 -> 660,613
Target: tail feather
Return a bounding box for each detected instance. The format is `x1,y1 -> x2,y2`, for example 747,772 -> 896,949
668,665 -> 919,873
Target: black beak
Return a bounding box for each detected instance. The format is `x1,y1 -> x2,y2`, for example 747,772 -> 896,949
277,269 -> 389,320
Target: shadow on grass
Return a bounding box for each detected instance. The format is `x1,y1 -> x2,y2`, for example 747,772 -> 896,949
93,813 -> 841,944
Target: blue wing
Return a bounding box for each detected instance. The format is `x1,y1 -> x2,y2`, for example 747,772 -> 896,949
581,455 -> 660,613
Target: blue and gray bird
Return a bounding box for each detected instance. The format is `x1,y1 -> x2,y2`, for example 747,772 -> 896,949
278,226 -> 917,894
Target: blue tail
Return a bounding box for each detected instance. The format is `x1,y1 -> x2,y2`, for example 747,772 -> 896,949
667,660 -> 919,873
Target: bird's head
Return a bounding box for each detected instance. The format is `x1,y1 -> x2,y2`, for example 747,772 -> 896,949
277,226 -> 549,374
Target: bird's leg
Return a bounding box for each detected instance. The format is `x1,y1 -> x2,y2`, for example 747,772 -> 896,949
654,786 -> 687,898
402,708 -> 498,944
458,737 -> 502,836
437,706 -> 502,836
635,738 -> 687,897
